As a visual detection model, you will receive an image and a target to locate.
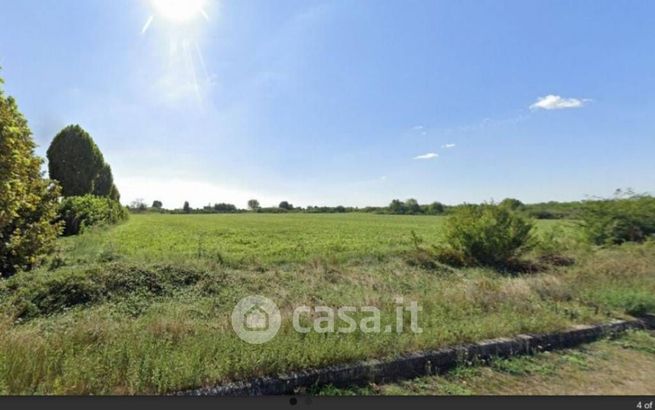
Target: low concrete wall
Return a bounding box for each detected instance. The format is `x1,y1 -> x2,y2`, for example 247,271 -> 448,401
178,316 -> 654,396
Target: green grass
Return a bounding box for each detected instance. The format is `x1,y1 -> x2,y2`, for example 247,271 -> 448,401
57,213 -> 450,267
0,213 -> 652,395
54,213 -> 574,268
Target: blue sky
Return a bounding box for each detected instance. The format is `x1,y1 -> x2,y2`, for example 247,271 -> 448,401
1,0 -> 654,208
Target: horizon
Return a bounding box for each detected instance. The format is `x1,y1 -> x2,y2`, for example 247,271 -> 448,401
1,0 -> 654,209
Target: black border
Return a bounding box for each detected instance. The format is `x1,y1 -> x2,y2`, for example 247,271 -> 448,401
0,396 -> 654,410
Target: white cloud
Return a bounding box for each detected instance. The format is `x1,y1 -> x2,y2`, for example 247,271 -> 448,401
442,143 -> 456,149
530,95 -> 588,110
413,152 -> 438,160
412,125 -> 425,131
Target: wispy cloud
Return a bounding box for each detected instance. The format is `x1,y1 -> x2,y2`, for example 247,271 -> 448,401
411,125 -> 427,136
413,152 -> 438,160
141,16 -> 154,34
442,143 -> 456,149
530,95 -> 589,110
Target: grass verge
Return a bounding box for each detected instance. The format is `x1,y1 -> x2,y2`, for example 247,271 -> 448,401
314,330 -> 655,395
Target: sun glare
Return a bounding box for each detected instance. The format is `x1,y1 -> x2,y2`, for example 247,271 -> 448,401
151,0 -> 207,23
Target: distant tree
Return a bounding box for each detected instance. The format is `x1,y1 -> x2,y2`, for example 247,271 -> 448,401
279,201 -> 294,210
404,198 -> 421,214
427,201 -> 445,215
499,198 -> 524,211
130,198 -> 147,212
152,200 -> 163,209
47,125 -> 105,196
247,199 -> 260,211
183,201 -> 191,214
1,76 -> 62,276
335,205 -> 346,213
213,203 -> 237,212
389,199 -> 405,214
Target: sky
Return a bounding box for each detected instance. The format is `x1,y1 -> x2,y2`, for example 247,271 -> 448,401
1,0 -> 654,209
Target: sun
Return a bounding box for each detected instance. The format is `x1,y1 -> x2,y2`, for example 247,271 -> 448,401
150,0 -> 207,24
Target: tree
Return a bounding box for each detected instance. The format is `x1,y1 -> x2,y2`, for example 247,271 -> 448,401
183,201 -> 191,214
427,201 -> 445,215
92,163 -> 114,197
47,125 -> 105,196
152,200 -> 163,209
213,203 -> 237,212
404,198 -> 421,214
130,198 -> 147,212
109,184 -> 121,202
0,76 -> 62,276
279,201 -> 293,210
47,124 -> 119,199
389,199 -> 405,214
247,199 -> 260,211
499,198 -> 524,211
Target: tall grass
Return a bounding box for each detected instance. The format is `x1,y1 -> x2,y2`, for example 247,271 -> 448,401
1,235 -> 653,394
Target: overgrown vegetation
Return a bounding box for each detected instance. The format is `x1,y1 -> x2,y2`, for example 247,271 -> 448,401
0,75 -> 62,277
437,203 -> 534,269
579,194 -> 655,245
57,195 -> 129,236
0,262 -> 205,320
0,212 -> 653,394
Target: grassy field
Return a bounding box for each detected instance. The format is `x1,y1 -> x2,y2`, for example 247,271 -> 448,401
55,213 -> 571,267
56,213 -> 450,267
316,330 -> 655,395
0,213 -> 653,395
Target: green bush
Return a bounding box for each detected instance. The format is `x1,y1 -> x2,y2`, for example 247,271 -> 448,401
499,198 -> 524,211
58,195 -> 129,236
439,203 -> 534,268
0,76 -> 63,277
0,262 -> 207,320
579,196 -> 655,245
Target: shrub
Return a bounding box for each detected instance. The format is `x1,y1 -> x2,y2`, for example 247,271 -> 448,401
499,198 -> 524,211
1,263 -> 208,320
439,203 -> 534,268
579,196 -> 655,245
58,195 -> 129,236
0,76 -> 63,276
